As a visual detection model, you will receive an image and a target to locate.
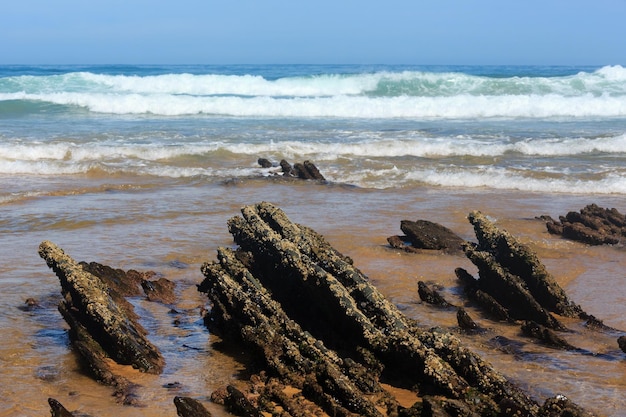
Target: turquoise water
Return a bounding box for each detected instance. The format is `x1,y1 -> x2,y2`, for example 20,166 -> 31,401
1,64 -> 626,199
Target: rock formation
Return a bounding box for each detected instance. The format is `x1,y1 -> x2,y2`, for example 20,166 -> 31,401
38,241 -> 165,403
197,202 -> 592,416
543,204 -> 626,245
458,211 -> 589,328
618,336 -> 626,354
388,219 -> 465,253
258,158 -> 326,181
454,211 -> 622,353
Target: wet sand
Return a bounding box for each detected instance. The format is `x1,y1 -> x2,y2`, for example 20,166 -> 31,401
1,178 -> 625,416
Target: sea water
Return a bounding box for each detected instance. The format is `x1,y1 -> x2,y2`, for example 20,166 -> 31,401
1,65 -> 625,416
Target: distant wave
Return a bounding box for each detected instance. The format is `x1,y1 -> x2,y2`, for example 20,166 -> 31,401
2,91 -> 626,118
1,65 -> 626,118
2,132 -> 625,164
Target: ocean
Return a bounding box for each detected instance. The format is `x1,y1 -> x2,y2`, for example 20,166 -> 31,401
1,64 -> 625,416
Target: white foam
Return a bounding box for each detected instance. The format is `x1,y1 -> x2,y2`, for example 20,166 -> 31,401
78,72 -> 379,97
4,90 -> 625,119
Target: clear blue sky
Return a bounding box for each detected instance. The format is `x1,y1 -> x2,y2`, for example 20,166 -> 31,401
2,0 -> 625,65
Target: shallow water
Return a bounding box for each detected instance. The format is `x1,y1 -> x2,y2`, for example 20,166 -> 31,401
1,177 -> 624,416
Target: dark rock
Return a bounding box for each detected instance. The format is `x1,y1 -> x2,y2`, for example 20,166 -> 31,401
38,241 -> 164,403
456,308 -> 480,332
465,211 -> 588,324
48,398 -> 75,417
422,395 -> 479,417
79,261 -> 147,297
455,267 -> 513,322
521,321 -> 577,350
141,277 -> 176,304
539,395 -> 596,417
174,396 -> 213,417
388,220 -> 465,254
268,158 -> 327,181
224,385 -> 263,417
293,160 -> 325,180
488,336 -> 527,356
400,220 -> 465,252
198,202 -> 559,417
544,204 -> 626,246
279,159 -> 295,176
464,245 -> 563,329
257,158 -> 273,168
387,235 -> 417,252
618,336 -> 626,353
418,281 -> 452,307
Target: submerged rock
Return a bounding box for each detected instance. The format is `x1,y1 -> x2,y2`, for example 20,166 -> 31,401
258,158 -> 326,181
544,203 -> 626,245
142,276 -> 176,304
197,201 -> 572,417
417,281 -> 452,307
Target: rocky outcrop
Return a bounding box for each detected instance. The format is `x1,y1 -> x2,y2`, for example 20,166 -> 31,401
458,211 -> 590,329
48,398 -> 75,417
38,241 -> 165,403
417,281 -> 452,307
174,396 -> 213,417
387,219 -> 465,254
258,158 -> 326,181
197,202 -> 592,416
454,211 -> 623,353
543,204 -> 626,245
49,396 -> 213,417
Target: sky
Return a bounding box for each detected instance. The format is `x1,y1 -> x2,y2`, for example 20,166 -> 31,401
2,0 -> 625,65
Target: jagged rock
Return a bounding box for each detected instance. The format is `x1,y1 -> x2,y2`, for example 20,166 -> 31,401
257,158 -> 273,168
38,241 -> 164,402
618,336 -> 626,353
142,277 -> 176,304
455,267 -> 512,322
539,395 -> 596,417
174,396 -> 213,417
421,395 -> 479,417
418,281 -> 452,307
81,261 -> 176,304
460,212 -> 624,353
79,261 -> 146,297
456,308 -> 480,332
223,385 -> 263,417
388,220 -> 465,254
521,321 -> 577,350
293,160 -> 325,180
544,204 -> 626,245
464,211 -> 590,326
259,158 -> 326,181
279,159 -> 295,176
198,202 -> 564,417
462,247 -> 564,330
48,398 -> 75,417
403,220 -> 465,251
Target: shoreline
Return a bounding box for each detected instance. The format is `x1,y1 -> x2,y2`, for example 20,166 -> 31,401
2,180 -> 626,416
